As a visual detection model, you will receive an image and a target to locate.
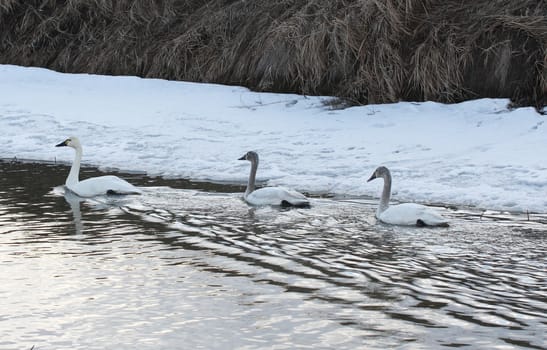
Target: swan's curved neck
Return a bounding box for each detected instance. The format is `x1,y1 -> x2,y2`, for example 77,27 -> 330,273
378,172 -> 391,215
66,146 -> 82,186
245,158 -> 257,196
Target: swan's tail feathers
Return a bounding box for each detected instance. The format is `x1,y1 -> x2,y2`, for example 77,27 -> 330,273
106,189 -> 142,196
281,199 -> 311,208
416,219 -> 449,227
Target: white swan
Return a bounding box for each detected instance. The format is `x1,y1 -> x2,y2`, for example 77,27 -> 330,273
56,136 -> 141,197
238,151 -> 309,207
367,166 -> 449,227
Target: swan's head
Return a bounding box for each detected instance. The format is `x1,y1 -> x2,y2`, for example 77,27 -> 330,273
238,151 -> 259,163
367,166 -> 390,182
56,136 -> 81,150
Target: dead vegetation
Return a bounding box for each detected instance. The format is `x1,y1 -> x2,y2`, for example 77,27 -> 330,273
0,0 -> 545,109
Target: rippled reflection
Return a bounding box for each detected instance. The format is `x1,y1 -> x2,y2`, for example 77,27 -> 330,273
0,160 -> 546,350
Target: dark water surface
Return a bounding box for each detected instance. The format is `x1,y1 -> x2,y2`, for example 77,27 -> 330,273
1,160 -> 545,350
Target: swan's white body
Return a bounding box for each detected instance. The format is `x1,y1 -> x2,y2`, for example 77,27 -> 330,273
245,186 -> 309,207
376,202 -> 448,226
56,137 -> 141,197
368,166 -> 448,227
239,151 -> 309,207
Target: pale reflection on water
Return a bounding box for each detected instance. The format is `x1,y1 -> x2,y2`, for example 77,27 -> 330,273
0,160 -> 545,350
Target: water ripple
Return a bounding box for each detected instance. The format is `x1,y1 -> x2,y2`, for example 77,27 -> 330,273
0,161 -> 545,349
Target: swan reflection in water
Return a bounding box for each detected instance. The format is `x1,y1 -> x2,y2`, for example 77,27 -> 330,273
57,186 -> 139,235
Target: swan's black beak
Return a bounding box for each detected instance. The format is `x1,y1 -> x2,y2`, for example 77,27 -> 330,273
238,155 -> 246,160
56,140 -> 68,147
367,173 -> 377,182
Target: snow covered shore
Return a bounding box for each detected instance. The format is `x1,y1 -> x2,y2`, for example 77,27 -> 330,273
1,65 -> 545,213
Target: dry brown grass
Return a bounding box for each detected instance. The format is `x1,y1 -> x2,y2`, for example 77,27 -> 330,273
1,0 -> 545,110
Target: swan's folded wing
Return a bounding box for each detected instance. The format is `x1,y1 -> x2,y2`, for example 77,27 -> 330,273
418,208 -> 449,226
284,188 -> 310,206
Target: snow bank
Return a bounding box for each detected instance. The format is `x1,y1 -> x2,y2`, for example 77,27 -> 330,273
1,65 -> 545,213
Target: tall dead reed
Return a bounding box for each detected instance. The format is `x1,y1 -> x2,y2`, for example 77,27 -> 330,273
1,0 -> 545,109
